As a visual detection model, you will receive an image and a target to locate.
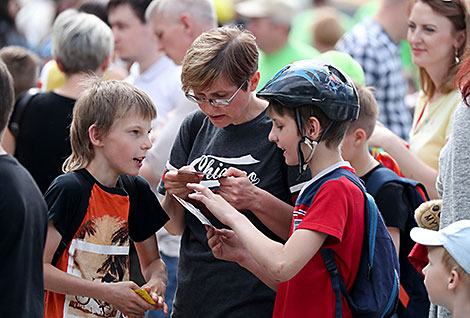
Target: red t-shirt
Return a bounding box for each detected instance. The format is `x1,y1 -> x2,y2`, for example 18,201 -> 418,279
274,166 -> 365,318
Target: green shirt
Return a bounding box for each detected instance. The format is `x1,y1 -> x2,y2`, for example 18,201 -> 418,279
258,40 -> 319,90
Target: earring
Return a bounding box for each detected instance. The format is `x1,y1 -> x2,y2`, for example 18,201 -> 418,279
455,48 -> 460,64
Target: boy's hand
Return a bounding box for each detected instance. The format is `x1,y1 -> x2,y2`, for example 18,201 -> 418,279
206,226 -> 247,264
218,167 -> 258,211
164,166 -> 202,199
140,280 -> 168,315
102,281 -> 155,317
187,183 -> 239,225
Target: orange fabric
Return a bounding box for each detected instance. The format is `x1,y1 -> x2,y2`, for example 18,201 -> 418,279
370,147 -> 403,176
45,184 -> 130,318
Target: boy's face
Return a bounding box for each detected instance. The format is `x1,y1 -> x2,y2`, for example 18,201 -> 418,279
99,113 -> 152,177
268,110 -> 301,166
423,246 -> 451,307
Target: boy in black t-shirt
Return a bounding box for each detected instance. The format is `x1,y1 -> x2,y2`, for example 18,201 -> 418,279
43,79 -> 169,318
341,85 -> 430,317
0,61 -> 48,318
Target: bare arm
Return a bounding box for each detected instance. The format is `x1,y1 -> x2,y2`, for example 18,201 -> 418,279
387,226 -> 400,255
134,235 -> 168,314
368,125 -> 438,199
189,184 -> 327,283
218,167 -> 293,240
43,222 -> 155,316
1,128 -> 15,155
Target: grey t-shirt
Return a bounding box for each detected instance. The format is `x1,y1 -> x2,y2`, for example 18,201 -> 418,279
434,101 -> 470,318
158,109 -> 309,317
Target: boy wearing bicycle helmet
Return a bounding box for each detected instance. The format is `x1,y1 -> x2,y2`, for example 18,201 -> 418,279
188,60 -> 364,317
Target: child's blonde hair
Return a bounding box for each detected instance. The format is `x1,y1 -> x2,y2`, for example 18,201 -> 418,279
63,78 -> 156,173
441,247 -> 470,285
347,85 -> 378,139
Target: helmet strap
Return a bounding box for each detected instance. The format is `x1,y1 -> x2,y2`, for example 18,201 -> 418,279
297,136 -> 317,173
296,119 -> 335,175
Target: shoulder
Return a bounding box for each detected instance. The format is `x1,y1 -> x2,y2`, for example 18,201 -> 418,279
0,156 -> 42,197
45,171 -> 91,203
123,174 -> 152,193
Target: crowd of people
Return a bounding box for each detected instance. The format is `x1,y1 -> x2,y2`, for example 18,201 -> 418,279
1,0 -> 470,317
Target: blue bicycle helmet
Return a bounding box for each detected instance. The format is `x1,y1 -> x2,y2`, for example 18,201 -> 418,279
257,59 -> 359,122
257,60 -> 360,174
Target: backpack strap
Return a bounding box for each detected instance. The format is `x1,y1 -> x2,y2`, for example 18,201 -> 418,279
320,248 -> 346,318
8,87 -> 40,138
366,167 -> 430,201
51,171 -> 91,266
365,167 -> 401,197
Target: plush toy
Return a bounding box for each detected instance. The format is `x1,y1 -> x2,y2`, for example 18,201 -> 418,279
414,199 -> 442,231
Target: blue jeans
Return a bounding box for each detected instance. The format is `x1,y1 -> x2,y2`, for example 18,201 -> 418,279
145,253 -> 178,318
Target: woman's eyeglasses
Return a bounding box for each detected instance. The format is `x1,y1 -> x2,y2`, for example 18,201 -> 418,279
185,80 -> 248,108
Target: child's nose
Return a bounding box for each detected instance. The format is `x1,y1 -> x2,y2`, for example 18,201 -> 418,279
143,136 -> 152,150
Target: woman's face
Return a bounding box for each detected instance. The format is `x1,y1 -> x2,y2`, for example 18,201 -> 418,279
192,75 -> 255,128
407,1 -> 464,71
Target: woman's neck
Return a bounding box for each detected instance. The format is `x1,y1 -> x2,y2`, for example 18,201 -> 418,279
425,64 -> 449,102
233,93 -> 268,125
54,71 -> 102,100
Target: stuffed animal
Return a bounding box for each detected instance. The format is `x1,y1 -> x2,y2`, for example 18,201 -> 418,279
414,199 -> 442,231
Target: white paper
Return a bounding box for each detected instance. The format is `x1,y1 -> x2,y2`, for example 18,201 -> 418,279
172,194 -> 214,227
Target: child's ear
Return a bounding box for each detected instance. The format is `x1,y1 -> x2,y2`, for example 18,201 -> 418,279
306,116 -> 321,140
448,269 -> 460,291
353,128 -> 367,146
88,124 -> 103,147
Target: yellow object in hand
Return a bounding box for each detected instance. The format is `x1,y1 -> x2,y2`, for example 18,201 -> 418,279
135,289 -> 156,305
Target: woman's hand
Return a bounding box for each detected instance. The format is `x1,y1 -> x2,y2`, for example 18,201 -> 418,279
218,167 -> 259,211
163,166 -> 203,199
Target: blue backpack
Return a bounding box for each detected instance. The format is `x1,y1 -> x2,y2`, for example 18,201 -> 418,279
318,169 -> 400,318
365,167 -> 431,316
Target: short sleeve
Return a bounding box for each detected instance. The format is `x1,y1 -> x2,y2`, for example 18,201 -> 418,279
374,182 -> 410,231
44,173 -> 88,237
128,176 -> 169,242
297,179 -> 354,242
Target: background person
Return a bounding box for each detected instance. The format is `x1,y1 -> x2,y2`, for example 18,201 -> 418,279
0,60 -> 48,318
2,9 -> 113,194
336,0 -> 412,141
411,220 -> 470,318
368,0 -> 469,199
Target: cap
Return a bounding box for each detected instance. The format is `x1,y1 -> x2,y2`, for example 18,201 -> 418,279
235,0 -> 295,25
410,220 -> 470,275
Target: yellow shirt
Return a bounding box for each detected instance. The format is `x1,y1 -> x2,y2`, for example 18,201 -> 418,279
409,90 -> 460,170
